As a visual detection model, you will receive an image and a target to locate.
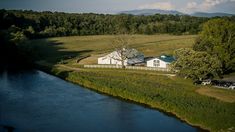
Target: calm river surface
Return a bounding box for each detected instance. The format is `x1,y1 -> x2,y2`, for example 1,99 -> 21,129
0,70 -> 199,132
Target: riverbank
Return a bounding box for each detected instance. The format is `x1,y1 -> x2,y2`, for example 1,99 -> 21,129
36,63 -> 235,132
0,69 -> 201,132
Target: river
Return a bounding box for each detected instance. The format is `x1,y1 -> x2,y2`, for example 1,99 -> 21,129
0,70 -> 199,132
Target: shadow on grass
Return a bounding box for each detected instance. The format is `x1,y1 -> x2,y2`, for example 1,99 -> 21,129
28,39 -> 93,65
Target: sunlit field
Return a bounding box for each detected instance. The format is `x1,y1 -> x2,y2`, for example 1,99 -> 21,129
29,34 -> 196,65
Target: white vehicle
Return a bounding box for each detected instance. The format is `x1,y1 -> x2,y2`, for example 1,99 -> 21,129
202,80 -> 211,85
229,85 -> 235,90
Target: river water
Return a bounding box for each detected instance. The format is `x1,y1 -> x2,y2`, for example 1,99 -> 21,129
0,70 -> 199,132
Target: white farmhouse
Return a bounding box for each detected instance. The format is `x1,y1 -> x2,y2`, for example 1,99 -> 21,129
98,49 -> 144,66
147,55 -> 175,68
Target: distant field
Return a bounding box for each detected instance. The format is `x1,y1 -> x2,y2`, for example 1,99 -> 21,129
29,34 -> 196,65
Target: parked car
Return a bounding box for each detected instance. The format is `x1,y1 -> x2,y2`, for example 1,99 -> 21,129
202,79 -> 211,85
229,85 -> 235,90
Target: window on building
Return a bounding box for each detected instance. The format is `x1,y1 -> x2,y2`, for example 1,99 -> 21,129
153,60 -> 160,67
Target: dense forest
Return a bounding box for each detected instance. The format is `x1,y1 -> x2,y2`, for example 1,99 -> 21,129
1,9 -> 235,39
0,9 -> 227,38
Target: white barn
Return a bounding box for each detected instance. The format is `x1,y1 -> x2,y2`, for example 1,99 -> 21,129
147,55 -> 175,68
98,49 -> 144,66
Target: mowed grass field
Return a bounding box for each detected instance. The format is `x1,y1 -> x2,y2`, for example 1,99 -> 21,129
196,87 -> 235,103
30,34 -> 235,131
30,34 -> 196,65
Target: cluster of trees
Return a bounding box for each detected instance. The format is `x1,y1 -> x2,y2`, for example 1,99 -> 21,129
0,27 -> 31,70
193,19 -> 235,74
0,9 -> 217,39
172,18 -> 235,80
172,48 -> 222,80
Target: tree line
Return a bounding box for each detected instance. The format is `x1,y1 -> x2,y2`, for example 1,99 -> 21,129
0,9 -> 224,39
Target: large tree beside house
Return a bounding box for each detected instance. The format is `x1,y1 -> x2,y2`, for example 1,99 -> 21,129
193,18 -> 235,73
111,36 -> 130,68
98,49 -> 144,68
111,35 -> 143,68
172,48 -> 222,81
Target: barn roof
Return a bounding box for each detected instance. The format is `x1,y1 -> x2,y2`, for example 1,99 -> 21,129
147,55 -> 175,63
125,48 -> 144,58
158,55 -> 175,63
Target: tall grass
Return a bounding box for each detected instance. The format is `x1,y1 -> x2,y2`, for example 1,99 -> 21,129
52,68 -> 235,132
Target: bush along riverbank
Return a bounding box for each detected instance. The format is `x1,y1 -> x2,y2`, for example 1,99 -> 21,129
40,64 -> 235,132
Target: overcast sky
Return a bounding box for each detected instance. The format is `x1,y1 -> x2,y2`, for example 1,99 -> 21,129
0,0 -> 235,14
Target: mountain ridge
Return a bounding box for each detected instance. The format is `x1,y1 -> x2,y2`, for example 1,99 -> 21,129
119,9 -> 235,17
119,9 -> 184,16
191,12 -> 235,17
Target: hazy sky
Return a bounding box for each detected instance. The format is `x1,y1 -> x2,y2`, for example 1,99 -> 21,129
0,0 -> 235,14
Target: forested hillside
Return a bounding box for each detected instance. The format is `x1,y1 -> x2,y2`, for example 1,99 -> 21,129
1,9 -> 230,38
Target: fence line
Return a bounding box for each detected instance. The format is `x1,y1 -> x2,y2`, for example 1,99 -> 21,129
84,65 -> 170,72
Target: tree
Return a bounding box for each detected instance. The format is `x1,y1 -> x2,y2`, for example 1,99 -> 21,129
193,18 -> 235,73
24,26 -> 35,38
172,48 -> 222,81
111,35 -> 139,68
10,31 -> 27,45
40,26 -> 57,37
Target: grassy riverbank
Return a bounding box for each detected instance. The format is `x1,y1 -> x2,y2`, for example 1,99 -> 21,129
42,66 -> 234,132
31,35 -> 235,131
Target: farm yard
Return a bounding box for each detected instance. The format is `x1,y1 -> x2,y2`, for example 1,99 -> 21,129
29,34 -> 196,65
29,34 -> 235,132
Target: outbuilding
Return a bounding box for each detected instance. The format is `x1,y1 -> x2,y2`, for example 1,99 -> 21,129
146,55 -> 175,68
